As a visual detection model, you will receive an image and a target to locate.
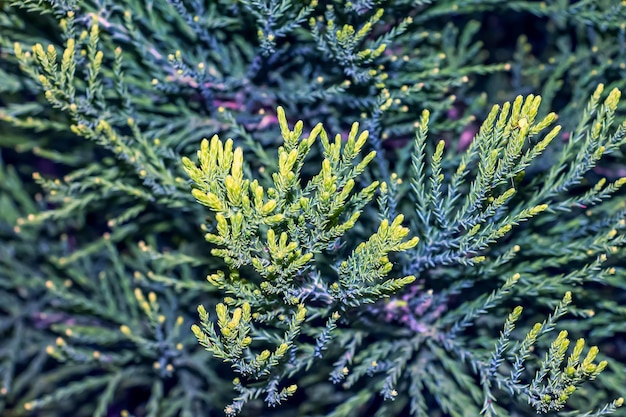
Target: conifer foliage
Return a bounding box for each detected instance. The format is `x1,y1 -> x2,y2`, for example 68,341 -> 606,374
1,1 -> 626,416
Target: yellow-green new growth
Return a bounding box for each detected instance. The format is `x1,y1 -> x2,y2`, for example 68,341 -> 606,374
186,107 -> 420,411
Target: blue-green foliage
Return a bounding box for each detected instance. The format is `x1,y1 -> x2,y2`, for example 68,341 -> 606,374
1,0 -> 626,416
185,92 -> 626,416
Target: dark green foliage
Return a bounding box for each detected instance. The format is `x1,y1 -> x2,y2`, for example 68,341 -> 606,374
2,1 -> 626,417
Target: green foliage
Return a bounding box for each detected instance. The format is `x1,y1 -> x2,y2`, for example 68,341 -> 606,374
185,109 -> 417,414
183,97 -> 626,415
2,0 -> 626,416
380,86 -> 626,417
0,155 -> 54,415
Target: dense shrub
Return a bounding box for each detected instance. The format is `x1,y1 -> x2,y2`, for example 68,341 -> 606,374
2,1 -> 626,416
